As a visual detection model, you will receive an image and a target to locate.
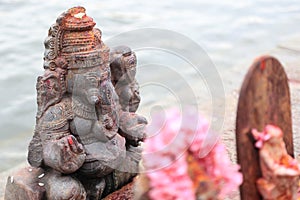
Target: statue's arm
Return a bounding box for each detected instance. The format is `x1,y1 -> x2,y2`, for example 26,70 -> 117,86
38,105 -> 86,174
260,148 -> 299,176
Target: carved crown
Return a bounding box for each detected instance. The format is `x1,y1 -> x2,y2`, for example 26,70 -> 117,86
43,6 -> 109,71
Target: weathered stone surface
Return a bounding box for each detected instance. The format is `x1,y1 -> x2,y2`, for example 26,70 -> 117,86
4,167 -> 45,200
236,55 -> 293,200
103,181 -> 134,200
5,6 -> 147,200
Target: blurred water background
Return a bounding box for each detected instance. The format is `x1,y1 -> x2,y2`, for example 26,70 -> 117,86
0,0 -> 300,172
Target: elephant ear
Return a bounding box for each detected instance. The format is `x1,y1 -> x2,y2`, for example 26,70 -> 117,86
29,68 -> 66,167
36,68 -> 66,119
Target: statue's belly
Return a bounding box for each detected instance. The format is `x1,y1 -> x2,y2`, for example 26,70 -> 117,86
79,134 -> 126,177
71,117 -> 125,177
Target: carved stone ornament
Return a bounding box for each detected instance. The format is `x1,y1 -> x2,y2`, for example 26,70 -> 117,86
5,6 -> 147,200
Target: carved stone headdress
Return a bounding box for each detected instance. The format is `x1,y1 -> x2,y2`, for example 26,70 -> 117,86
37,6 -> 109,118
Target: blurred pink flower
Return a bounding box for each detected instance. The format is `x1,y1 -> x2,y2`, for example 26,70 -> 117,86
252,125 -> 283,148
200,142 -> 243,198
252,128 -> 271,148
147,155 -> 195,200
143,108 -> 242,199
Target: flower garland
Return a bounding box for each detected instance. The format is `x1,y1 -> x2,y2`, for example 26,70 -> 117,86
142,108 -> 242,199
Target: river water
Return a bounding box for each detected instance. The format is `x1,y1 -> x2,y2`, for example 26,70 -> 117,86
0,0 -> 300,172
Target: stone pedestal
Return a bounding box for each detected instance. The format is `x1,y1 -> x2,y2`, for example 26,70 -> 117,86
4,167 -> 45,200
103,181 -> 134,200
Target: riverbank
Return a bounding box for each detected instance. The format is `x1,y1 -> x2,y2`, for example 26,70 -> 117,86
1,38 -> 300,199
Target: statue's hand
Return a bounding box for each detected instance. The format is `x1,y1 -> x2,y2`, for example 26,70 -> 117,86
119,112 -> 147,142
43,135 -> 86,174
56,136 -> 86,173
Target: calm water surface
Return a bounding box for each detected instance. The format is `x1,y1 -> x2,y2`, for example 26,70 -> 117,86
0,0 -> 300,171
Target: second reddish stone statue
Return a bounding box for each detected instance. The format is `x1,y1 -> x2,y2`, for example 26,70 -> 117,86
252,125 -> 300,200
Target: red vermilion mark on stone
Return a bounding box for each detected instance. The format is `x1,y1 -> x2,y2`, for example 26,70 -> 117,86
68,137 -> 74,145
260,59 -> 266,71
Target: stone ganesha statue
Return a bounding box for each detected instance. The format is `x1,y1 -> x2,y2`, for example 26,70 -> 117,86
5,6 -> 147,200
